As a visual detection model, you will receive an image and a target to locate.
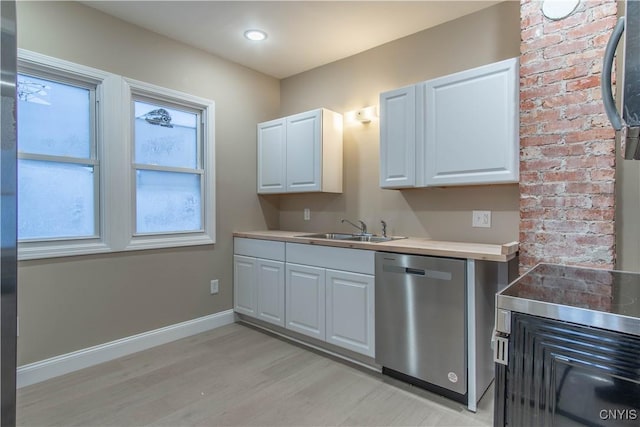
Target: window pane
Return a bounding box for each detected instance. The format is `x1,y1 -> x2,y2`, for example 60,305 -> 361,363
18,159 -> 95,240
17,74 -> 91,158
136,170 -> 201,234
134,101 -> 198,169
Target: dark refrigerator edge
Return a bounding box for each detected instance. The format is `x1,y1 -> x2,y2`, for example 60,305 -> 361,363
0,0 -> 18,425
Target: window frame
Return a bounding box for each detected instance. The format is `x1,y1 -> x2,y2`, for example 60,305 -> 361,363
123,77 -> 216,250
17,72 -> 99,241
17,50 -> 112,260
17,50 -> 216,260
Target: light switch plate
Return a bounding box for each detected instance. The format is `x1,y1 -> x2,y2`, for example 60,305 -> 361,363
472,210 -> 491,228
304,208 -> 310,221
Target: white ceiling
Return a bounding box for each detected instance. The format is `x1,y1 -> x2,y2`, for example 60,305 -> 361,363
82,1 -> 502,79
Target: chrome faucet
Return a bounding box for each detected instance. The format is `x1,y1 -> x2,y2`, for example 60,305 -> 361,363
341,218 -> 368,235
381,220 -> 387,238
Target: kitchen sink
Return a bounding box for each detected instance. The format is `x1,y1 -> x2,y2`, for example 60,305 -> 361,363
298,233 -> 355,240
297,233 -> 406,243
343,235 -> 405,243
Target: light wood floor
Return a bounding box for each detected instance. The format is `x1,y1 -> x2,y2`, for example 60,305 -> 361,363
17,323 -> 494,426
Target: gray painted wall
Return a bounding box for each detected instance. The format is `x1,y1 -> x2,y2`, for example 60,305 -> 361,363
16,1 -> 280,365
16,1 -> 520,365
278,2 -> 521,244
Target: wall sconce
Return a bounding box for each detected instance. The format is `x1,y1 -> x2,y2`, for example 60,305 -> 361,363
354,106 -> 378,124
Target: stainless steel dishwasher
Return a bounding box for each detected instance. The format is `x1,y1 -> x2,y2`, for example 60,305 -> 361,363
375,251 -> 467,402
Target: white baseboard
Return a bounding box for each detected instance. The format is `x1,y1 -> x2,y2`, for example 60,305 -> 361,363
17,309 -> 235,388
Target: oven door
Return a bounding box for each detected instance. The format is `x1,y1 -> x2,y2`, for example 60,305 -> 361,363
494,313 -> 640,427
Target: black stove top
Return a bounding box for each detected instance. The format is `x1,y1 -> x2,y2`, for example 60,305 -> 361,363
498,263 -> 640,335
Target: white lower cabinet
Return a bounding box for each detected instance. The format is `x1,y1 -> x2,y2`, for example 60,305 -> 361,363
325,269 -> 375,357
233,238 -> 286,327
233,255 -> 285,327
256,259 -> 286,327
285,264 -> 375,356
233,255 -> 258,317
234,238 -> 375,358
284,243 -> 375,357
285,263 -> 326,340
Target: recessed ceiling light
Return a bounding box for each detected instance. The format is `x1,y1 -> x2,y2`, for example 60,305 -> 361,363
244,29 -> 267,41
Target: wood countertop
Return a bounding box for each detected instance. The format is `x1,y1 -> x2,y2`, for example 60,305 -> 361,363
233,230 -> 518,262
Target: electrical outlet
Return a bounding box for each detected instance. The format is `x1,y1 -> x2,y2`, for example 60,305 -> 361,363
472,210 -> 491,228
304,208 -> 310,221
210,279 -> 219,295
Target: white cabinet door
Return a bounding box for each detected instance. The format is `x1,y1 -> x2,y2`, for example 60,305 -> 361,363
286,109 -> 322,192
325,270 -> 375,357
257,118 -> 286,194
233,255 -> 257,317
257,108 -> 342,194
256,259 -> 285,327
423,57 -> 519,186
379,85 -> 417,188
285,263 -> 326,340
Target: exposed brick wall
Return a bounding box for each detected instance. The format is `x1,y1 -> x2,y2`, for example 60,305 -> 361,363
519,0 -> 617,272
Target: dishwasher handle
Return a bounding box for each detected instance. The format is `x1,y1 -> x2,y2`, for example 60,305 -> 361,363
381,264 -> 452,281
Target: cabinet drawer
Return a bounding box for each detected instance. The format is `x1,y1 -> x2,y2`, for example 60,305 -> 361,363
286,243 -> 374,275
234,237 -> 285,261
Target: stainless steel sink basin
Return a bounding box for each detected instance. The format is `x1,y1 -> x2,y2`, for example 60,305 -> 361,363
297,233 -> 406,243
343,235 -> 405,243
298,233 -> 355,240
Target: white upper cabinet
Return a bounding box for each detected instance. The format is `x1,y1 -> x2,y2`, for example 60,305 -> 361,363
379,85 -> 419,188
286,110 -> 322,192
257,108 -> 343,194
379,57 -> 519,189
423,58 -> 519,186
257,119 -> 286,194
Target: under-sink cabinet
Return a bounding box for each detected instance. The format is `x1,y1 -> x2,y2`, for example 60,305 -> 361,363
257,108 -> 343,194
233,238 -> 375,358
285,263 -> 325,340
233,238 -> 285,327
286,243 -> 375,357
379,57 -> 519,188
286,265 -> 376,356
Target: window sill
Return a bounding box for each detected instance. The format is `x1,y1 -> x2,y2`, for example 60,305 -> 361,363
18,241 -> 112,261
125,233 -> 215,251
18,233 -> 215,261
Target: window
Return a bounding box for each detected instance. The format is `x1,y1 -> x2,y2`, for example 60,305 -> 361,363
124,78 -> 215,251
17,50 -> 215,260
133,100 -> 202,234
17,51 -> 112,259
17,73 -> 98,240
